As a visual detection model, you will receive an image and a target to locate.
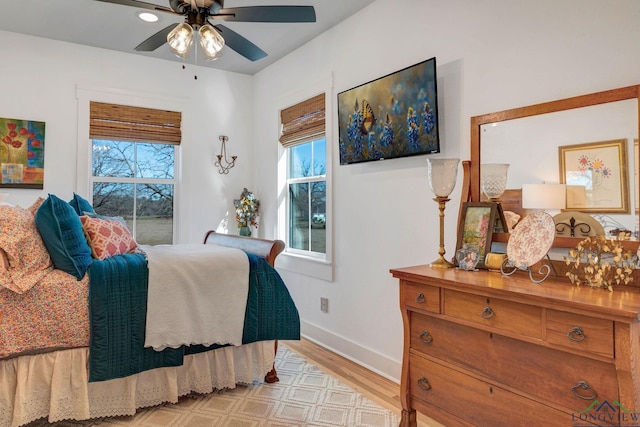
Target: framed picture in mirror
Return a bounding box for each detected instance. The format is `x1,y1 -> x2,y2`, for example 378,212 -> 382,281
559,138 -> 629,214
635,139 -> 638,212
455,202 -> 498,269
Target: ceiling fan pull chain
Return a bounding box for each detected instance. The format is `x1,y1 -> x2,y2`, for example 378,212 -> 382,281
194,36 -> 199,79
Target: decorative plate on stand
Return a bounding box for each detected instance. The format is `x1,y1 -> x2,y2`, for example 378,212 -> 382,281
506,211 -> 556,270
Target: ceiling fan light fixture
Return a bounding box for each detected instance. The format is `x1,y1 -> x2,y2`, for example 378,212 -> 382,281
167,22 -> 195,59
199,24 -> 225,61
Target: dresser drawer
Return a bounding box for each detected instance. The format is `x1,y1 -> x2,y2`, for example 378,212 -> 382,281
409,354 -> 569,426
410,313 -> 619,411
443,289 -> 542,338
546,309 -> 614,359
401,281 -> 440,313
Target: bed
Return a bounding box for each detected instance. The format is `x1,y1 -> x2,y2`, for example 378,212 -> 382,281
0,195 -> 299,427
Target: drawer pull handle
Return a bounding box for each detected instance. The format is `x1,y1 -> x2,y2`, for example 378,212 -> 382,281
417,377 -> 432,391
481,306 -> 495,319
567,326 -> 585,342
571,381 -> 597,400
415,293 -> 426,304
420,330 -> 433,345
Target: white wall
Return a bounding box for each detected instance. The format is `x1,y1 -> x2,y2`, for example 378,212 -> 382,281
252,0 -> 640,381
0,30 -> 255,244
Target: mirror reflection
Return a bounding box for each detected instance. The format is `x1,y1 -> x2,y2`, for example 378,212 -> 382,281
472,86 -> 640,245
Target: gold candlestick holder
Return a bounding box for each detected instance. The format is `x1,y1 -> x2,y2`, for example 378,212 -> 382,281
430,195 -> 454,268
426,158 -> 459,269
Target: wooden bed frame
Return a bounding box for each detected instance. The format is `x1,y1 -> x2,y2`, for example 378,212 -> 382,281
204,230 -> 285,266
204,230 -> 286,383
1,232 -> 290,427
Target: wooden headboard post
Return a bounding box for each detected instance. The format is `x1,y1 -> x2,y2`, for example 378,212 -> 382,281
203,231 -> 285,267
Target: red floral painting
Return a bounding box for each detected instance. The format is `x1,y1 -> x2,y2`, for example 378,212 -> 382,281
0,117 -> 45,188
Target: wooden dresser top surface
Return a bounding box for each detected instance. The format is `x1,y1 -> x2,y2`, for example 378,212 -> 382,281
390,265 -> 640,321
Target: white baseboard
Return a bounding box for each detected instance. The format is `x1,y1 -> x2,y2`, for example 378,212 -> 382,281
300,320 -> 402,384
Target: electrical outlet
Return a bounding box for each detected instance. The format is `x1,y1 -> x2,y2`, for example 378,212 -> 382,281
320,297 -> 329,313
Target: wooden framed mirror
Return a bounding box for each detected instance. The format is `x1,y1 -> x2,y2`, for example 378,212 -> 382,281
470,84 -> 640,250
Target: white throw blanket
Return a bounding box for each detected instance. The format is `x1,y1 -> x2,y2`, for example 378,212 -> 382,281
141,243 -> 249,351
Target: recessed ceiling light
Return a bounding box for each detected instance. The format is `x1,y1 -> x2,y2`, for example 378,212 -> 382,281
138,12 -> 159,22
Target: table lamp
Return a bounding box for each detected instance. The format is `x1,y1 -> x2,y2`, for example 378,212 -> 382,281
522,183 -> 566,212
426,158 -> 459,268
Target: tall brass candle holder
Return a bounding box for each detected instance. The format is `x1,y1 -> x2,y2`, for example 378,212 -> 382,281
426,158 -> 460,268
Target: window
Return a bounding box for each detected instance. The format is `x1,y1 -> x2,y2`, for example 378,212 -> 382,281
88,102 -> 180,245
276,83 -> 332,280
280,93 -> 328,260
288,137 -> 326,254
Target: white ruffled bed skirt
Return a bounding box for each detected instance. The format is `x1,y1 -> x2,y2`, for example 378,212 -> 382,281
0,341 -> 275,427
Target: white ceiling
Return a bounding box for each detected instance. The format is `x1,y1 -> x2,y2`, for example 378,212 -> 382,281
0,0 -> 375,75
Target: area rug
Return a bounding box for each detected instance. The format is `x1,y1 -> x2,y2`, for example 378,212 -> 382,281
28,345 -> 400,426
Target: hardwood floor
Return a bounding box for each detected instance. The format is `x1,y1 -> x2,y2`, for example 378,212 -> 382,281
282,339 -> 444,427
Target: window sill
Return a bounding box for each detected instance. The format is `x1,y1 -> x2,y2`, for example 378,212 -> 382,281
275,251 -> 333,282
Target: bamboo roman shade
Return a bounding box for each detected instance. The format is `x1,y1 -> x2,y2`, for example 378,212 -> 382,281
279,93 -> 325,147
89,102 -> 182,145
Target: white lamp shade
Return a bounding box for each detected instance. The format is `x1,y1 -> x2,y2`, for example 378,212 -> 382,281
427,158 -> 459,197
522,183 -> 566,210
199,24 -> 225,60
167,22 -> 194,59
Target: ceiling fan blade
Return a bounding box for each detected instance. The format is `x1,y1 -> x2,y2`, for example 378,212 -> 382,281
135,24 -> 177,51
94,0 -> 177,14
215,6 -> 316,23
214,24 -> 267,61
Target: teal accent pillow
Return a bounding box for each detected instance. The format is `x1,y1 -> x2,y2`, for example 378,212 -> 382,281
69,193 -> 95,216
36,194 -> 93,280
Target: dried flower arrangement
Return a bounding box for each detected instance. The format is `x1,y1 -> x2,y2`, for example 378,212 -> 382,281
564,235 -> 635,291
234,188 -> 260,229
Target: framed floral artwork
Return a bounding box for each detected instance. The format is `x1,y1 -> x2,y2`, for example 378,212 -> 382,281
559,139 -> 629,214
0,117 -> 45,189
455,202 -> 498,269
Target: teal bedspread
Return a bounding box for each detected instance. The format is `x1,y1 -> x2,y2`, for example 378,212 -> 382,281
88,251 -> 300,382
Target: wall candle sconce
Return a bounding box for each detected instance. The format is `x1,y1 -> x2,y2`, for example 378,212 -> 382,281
215,135 -> 237,174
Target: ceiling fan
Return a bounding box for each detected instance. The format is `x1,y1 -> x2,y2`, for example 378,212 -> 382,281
94,0 -> 316,62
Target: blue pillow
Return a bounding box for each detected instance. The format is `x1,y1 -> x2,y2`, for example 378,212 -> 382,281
69,193 -> 95,216
36,194 -> 93,280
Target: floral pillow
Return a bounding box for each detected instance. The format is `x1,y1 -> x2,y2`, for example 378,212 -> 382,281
26,196 -> 45,216
0,205 -> 53,293
80,215 -> 138,260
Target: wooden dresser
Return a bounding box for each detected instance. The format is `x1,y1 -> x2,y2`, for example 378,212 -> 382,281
390,265 -> 640,426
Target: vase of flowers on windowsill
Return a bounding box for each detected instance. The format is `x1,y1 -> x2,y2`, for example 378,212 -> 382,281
234,188 -> 260,237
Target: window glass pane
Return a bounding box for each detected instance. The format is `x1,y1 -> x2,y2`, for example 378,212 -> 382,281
310,180 -> 326,253
289,183 -> 309,250
313,138 -> 326,176
92,140 -> 134,178
92,182 -> 134,230
289,143 -> 313,179
136,183 -> 173,245
136,143 -> 174,179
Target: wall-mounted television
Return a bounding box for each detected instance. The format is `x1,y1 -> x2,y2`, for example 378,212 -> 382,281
337,57 -> 440,165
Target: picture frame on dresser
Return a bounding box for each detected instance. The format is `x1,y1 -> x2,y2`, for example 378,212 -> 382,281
455,202 -> 497,269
